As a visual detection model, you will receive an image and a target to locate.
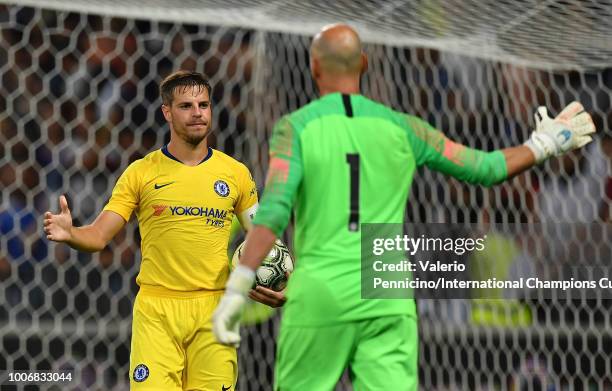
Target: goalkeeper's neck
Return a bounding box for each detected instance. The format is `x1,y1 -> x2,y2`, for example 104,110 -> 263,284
317,75 -> 361,97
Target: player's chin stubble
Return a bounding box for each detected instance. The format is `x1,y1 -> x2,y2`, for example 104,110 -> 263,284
185,132 -> 209,147
176,124 -> 211,147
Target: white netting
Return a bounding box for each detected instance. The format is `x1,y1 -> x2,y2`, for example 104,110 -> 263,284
4,0 -> 612,70
0,1 -> 611,390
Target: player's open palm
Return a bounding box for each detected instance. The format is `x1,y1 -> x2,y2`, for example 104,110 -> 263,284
44,195 -> 73,242
526,101 -> 596,163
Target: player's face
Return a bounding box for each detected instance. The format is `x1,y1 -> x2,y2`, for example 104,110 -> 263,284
163,86 -> 212,146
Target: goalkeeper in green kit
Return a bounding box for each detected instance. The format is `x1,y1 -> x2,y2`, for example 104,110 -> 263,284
213,24 -> 596,390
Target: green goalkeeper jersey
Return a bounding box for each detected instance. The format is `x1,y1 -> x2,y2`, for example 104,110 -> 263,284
254,93 -> 507,326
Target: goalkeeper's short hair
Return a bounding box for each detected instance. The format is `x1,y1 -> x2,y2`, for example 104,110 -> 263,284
160,70 -> 212,105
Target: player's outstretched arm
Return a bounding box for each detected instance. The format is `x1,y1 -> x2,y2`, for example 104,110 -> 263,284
44,195 -> 126,252
418,101 -> 596,186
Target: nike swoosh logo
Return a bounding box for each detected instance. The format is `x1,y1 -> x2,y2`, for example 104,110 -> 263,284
222,386 -> 231,391
154,182 -> 174,189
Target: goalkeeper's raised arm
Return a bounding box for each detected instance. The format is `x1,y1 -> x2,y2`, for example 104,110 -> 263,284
404,101 -> 596,186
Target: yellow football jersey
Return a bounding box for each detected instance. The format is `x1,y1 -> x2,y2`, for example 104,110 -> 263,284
103,146 -> 258,292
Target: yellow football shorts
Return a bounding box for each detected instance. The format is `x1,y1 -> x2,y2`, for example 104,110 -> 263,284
129,286 -> 237,391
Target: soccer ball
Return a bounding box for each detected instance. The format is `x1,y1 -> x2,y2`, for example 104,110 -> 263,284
232,239 -> 294,291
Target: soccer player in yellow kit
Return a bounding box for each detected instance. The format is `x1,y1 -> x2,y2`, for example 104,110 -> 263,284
44,71 -> 260,390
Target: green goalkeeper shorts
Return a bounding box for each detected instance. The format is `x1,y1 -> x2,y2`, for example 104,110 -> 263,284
274,314 -> 418,391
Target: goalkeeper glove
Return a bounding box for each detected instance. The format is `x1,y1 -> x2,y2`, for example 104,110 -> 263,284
212,264 -> 255,347
524,101 -> 595,164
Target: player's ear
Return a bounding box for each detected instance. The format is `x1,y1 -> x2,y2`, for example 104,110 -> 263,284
310,56 -> 320,80
161,104 -> 171,122
360,52 -> 368,75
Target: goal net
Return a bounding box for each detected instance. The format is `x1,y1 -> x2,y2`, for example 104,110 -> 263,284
1,1 -> 611,390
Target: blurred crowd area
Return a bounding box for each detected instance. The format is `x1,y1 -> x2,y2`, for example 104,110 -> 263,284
0,3 -> 611,390
1,4 -> 612,315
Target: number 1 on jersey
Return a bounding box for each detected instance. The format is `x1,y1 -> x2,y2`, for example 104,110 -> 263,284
346,154 -> 360,232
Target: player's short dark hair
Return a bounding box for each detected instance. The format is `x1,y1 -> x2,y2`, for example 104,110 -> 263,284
159,70 -> 212,106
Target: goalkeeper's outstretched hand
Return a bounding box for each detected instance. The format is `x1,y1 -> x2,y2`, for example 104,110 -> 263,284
525,101 -> 596,164
212,264 -> 255,347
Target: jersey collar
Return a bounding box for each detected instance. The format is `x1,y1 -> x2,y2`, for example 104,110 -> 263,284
161,145 -> 213,165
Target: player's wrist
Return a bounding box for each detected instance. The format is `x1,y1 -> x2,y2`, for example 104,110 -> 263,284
524,135 -> 551,164
63,225 -> 75,245
226,264 -> 255,296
